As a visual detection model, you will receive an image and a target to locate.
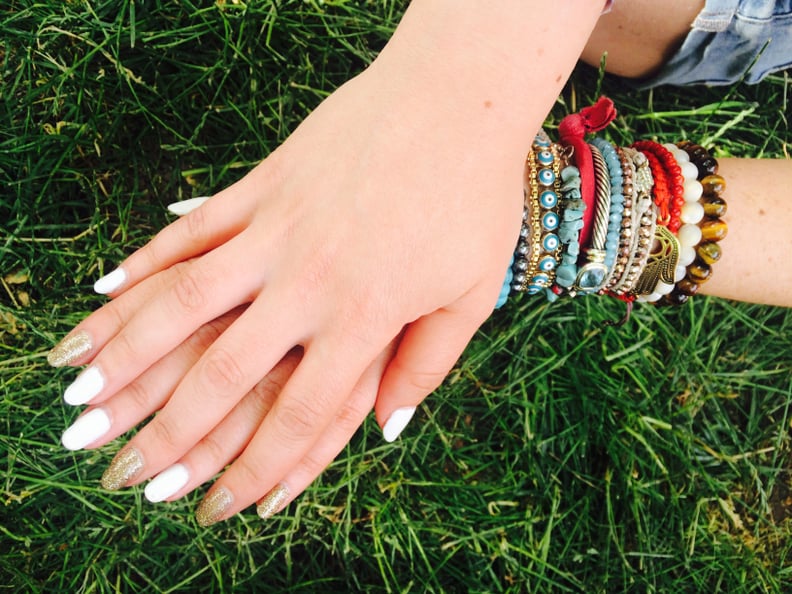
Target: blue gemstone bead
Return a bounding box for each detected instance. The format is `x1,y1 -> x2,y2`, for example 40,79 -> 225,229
539,256 -> 556,272
561,166 -> 580,182
555,266 -> 576,287
537,150 -> 553,165
576,265 -> 607,291
542,234 -> 559,251
542,212 -> 559,230
559,228 -> 577,243
528,273 -> 550,294
540,191 -> 558,209
538,168 -> 555,186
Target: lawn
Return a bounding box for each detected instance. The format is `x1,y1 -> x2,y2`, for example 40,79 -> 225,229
1,1 -> 791,592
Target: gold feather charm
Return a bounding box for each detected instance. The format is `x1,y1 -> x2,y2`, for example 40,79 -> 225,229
632,225 -> 680,296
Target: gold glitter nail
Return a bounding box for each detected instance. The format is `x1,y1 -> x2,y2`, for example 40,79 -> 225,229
196,487 -> 233,527
256,483 -> 290,520
47,330 -> 92,367
101,448 -> 144,491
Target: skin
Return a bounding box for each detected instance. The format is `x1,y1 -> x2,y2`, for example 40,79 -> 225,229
582,0 -> 705,79
58,0 -> 605,523
694,158 -> 792,306
57,0 -> 792,524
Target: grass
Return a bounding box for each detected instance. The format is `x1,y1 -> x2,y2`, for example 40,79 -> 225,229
1,1 -> 791,592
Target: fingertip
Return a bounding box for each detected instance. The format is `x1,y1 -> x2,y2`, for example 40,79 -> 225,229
196,486 -> 234,527
381,406 -> 416,442
167,196 -> 211,216
61,408 -> 111,451
256,483 -> 290,520
48,330 -> 93,368
145,463 -> 190,503
93,267 -> 128,295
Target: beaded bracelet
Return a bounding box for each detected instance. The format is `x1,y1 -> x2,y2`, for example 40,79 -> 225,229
529,140 -> 564,293
608,148 -> 655,297
500,97 -> 729,315
591,137 -> 626,275
549,164 -> 585,299
659,142 -> 728,305
631,140 -> 681,229
601,146 -> 635,291
510,139 -> 566,295
510,152 -> 540,293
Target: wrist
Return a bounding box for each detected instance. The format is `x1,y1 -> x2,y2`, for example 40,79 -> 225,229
370,0 -> 603,156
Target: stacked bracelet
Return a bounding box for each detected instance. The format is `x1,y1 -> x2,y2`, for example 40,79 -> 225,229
499,97 -> 728,316
659,142 -> 729,305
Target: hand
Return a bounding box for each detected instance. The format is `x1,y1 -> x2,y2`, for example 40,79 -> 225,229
50,2 -> 560,523
61,265 -> 397,520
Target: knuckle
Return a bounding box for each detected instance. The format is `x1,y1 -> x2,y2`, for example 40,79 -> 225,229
187,317 -> 228,354
181,205 -> 208,243
297,450 -> 326,479
234,455 -> 267,488
172,267 -> 208,312
401,366 -> 445,395
197,433 -> 229,468
123,379 -> 152,411
200,348 -> 245,392
333,401 -> 366,436
149,417 -> 180,453
102,301 -> 129,335
294,250 -> 335,301
273,399 -> 321,442
111,331 -> 141,366
246,377 -> 283,417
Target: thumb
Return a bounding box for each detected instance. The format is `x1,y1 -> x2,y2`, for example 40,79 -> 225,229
376,302 -> 488,442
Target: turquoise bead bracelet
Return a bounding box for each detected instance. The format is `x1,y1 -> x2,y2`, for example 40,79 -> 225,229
591,137 -> 626,274
548,164 -> 584,301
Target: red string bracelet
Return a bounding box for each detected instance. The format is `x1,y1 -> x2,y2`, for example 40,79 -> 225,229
631,140 -> 685,232
558,97 -> 617,251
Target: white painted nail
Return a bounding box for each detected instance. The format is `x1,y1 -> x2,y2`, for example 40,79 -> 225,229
61,408 -> 111,451
93,267 -> 127,294
382,406 -> 416,443
144,464 -> 190,503
167,196 -> 210,216
63,366 -> 105,406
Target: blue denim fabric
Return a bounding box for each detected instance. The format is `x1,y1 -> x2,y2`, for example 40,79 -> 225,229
638,0 -> 792,87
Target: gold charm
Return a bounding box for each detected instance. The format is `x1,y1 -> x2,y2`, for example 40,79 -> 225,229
632,225 -> 680,296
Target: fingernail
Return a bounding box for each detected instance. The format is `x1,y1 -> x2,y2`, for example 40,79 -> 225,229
101,447 -> 144,491
63,366 -> 104,405
93,267 -> 127,294
382,406 -> 416,443
167,196 -> 210,216
48,330 -> 92,367
61,408 -> 111,451
145,463 -> 190,503
196,486 -> 233,527
256,483 -> 290,520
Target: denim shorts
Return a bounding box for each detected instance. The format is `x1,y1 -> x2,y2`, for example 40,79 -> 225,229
638,0 -> 792,88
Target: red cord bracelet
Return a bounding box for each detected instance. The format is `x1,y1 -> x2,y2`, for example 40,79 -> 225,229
559,97 -> 617,250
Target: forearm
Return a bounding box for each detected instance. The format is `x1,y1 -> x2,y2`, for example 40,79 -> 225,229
370,1 -> 605,160
698,158 -> 792,307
